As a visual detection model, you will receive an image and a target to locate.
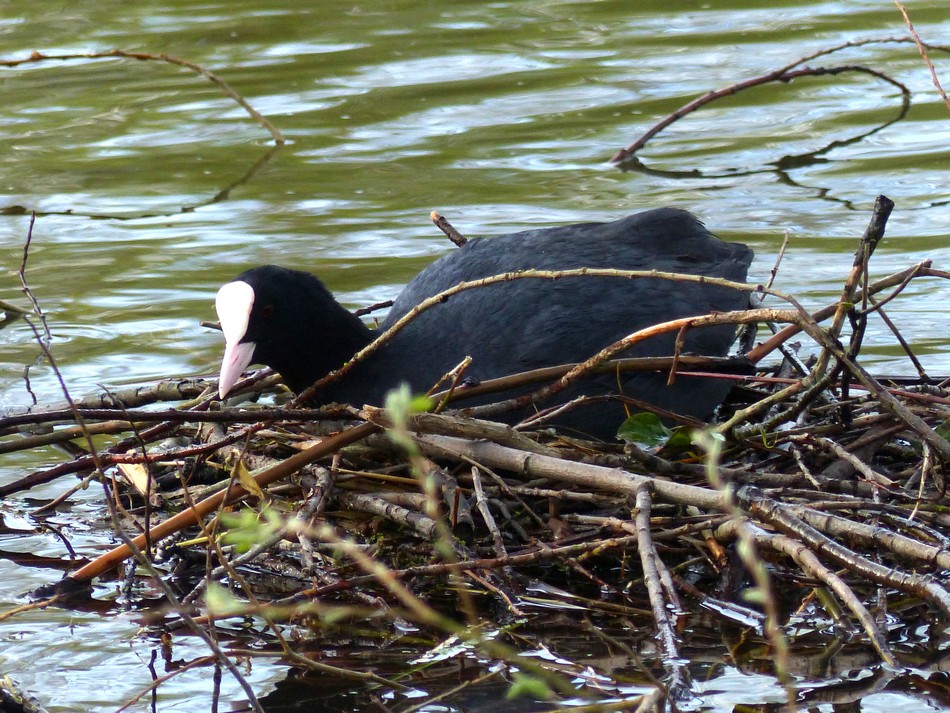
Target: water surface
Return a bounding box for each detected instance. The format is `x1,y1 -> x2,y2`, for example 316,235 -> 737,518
1,1 -> 948,710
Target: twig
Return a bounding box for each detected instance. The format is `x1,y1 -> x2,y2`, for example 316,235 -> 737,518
60,421 -> 379,583
736,521 -> 897,666
1,50 -> 284,144
430,210 -> 468,246
634,484 -> 692,700
611,58 -> 910,163
894,2 -> 950,111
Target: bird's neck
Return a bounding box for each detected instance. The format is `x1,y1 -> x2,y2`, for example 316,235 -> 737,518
276,308 -> 375,395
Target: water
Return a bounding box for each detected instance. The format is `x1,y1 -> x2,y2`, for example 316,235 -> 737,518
1,1 -> 949,710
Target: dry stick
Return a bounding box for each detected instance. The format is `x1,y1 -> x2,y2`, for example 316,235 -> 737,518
731,270 -> 948,439
336,491 -> 438,540
17,215 -> 49,343
64,421 -> 379,583
0,419 -> 153,455
826,195 -> 893,346
417,433 -> 723,510
813,196 -> 892,424
832,196 -> 894,413
0,594 -> 62,623
429,210 -> 467,246
801,317 -> 950,462
471,468 -> 508,560
0,428 -> 251,498
869,297 -> 930,381
368,408 -> 560,457
0,297 -> 30,317
895,2 -> 950,111
736,485 -> 950,616
736,522 -> 897,666
1,405 -> 324,431
0,378 -> 215,430
463,308 -> 793,423
455,272 -> 818,423
744,261 -> 937,365
608,34 -> 950,164
801,434 -> 895,487
419,432 -> 950,614
787,506 -> 950,571
634,485 -> 692,701
0,50 -> 285,144
17,215 -> 48,406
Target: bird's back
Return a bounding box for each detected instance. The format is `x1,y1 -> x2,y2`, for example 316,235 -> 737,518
384,207 -> 751,318
330,208 -> 752,437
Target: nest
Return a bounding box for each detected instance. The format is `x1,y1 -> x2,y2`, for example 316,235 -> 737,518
4,196 -> 950,710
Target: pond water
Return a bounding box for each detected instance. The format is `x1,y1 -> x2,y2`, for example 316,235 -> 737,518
1,1 -> 948,711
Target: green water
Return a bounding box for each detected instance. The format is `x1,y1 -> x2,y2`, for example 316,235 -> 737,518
0,1 -> 948,710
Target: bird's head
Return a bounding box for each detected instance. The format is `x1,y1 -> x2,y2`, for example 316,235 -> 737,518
214,265 -> 371,398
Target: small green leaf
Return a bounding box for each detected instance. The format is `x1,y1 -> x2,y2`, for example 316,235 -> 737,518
506,673 -> 553,700
205,582 -> 246,616
385,383 -> 412,420
741,587 -> 766,605
616,412 -> 672,448
662,427 -> 695,453
410,394 -> 433,413
221,507 -> 283,553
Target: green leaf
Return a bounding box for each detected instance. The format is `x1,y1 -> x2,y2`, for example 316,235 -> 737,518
506,673 -> 553,700
205,582 -> 246,616
410,394 -> 434,413
384,383 -> 433,418
220,507 -> 283,553
616,412 -> 672,449
741,587 -> 766,605
663,427 -> 695,451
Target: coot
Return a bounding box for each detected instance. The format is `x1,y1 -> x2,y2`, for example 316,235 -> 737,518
215,208 -> 753,439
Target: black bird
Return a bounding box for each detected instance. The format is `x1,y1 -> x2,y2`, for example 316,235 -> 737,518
215,208 -> 753,439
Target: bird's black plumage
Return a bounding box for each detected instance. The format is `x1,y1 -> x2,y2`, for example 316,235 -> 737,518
216,208 -> 753,439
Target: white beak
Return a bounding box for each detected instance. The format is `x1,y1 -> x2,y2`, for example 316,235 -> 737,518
218,340 -> 257,398
215,280 -> 257,398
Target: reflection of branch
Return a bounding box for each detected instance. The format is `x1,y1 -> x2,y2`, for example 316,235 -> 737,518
619,71 -> 911,187
17,215 -> 49,406
0,51 -> 286,220
610,35 -> 948,165
1,49 -> 284,144
2,141 -> 282,222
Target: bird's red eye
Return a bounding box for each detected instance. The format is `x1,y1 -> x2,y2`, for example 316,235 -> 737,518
260,304 -> 274,318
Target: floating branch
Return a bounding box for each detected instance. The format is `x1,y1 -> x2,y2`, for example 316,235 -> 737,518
610,35 -> 950,165
0,49 -> 285,145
